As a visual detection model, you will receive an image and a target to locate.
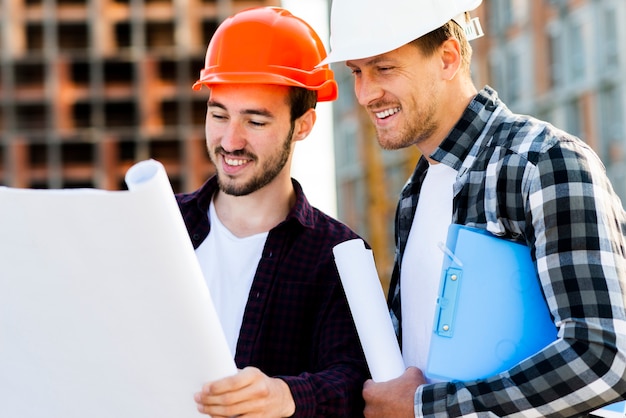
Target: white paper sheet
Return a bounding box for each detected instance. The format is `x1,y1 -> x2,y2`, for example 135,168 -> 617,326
0,159 -> 237,418
333,239 -> 405,382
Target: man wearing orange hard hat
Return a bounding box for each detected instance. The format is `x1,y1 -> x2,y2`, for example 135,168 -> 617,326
176,7 -> 368,417
324,0 -> 626,417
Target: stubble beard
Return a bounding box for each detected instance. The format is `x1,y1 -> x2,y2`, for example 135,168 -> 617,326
212,123 -> 295,197
376,100 -> 439,151
374,80 -> 440,151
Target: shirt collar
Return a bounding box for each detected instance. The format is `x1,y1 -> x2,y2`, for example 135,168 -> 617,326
399,86 -> 502,200
192,176 -> 316,230
430,85 -> 501,170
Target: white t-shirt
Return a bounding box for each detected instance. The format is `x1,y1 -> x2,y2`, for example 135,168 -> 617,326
400,162 -> 456,381
194,199 -> 269,355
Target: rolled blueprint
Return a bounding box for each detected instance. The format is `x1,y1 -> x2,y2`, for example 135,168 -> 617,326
333,239 -> 406,382
0,159 -> 236,418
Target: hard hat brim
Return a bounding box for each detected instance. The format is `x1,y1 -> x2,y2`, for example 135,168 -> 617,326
192,72 -> 338,102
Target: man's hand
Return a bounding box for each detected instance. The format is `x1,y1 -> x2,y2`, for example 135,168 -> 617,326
362,367 -> 425,418
194,366 -> 296,418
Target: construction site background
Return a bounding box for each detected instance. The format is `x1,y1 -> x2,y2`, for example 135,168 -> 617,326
2,0 -> 626,293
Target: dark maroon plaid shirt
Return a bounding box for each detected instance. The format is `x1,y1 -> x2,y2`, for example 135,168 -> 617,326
176,176 -> 369,417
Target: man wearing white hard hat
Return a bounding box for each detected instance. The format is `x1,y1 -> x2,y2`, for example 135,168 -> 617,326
324,0 -> 626,416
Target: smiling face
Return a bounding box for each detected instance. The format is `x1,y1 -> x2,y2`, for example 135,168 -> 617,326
346,42 -> 445,152
205,83 -> 296,196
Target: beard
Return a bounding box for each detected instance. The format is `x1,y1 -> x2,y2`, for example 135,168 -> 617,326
372,80 -> 440,151
374,100 -> 439,151
212,123 -> 295,196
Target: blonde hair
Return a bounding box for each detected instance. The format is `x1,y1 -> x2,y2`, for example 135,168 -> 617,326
410,14 -> 473,75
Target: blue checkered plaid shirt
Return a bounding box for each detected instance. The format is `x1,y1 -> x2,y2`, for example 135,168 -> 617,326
388,86 -> 626,416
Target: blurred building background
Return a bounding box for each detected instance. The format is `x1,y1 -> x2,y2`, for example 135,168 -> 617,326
0,0 -> 278,192
2,0 -> 626,289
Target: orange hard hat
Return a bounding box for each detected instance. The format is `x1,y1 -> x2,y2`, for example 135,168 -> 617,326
193,7 -> 337,102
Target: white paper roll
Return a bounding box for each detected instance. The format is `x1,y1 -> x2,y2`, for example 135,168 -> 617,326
333,238 -> 405,382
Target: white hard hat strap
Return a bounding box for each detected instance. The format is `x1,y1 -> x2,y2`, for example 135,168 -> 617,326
452,14 -> 484,41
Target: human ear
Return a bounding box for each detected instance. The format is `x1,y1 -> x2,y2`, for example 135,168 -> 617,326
293,108 -> 317,142
441,38 -> 462,80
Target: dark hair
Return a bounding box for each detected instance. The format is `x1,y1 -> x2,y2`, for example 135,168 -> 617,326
411,17 -> 472,74
288,87 -> 318,121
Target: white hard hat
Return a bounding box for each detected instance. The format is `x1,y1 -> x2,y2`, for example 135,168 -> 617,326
321,0 -> 484,65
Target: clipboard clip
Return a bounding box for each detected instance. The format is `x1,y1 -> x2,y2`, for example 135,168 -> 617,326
437,242 -> 463,267
435,242 -> 463,338
434,267 -> 462,337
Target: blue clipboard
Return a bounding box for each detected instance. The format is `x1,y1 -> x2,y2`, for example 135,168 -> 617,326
591,401 -> 626,418
426,224 -> 625,415
426,224 -> 557,381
